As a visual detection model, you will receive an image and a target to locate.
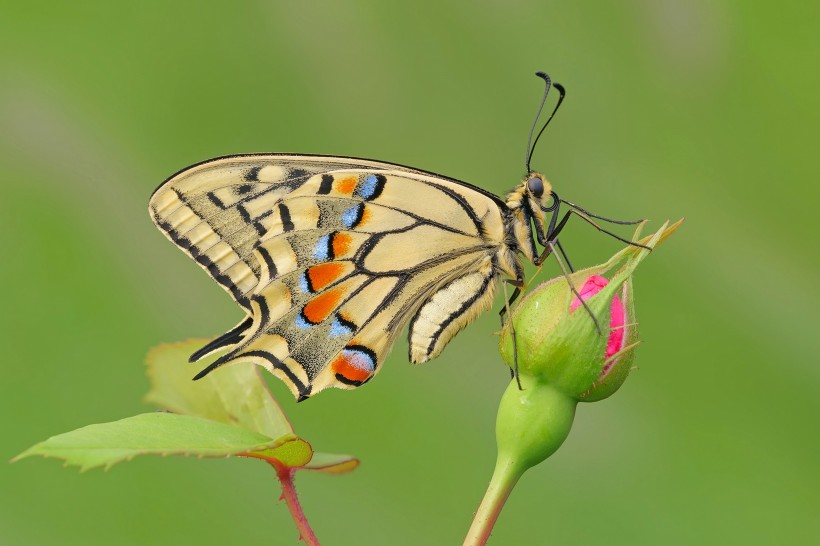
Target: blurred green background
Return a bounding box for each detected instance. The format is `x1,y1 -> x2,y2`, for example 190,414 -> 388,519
2,2 -> 817,545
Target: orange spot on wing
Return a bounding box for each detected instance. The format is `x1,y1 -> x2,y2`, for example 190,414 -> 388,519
358,207 -> 371,226
302,288 -> 343,324
331,233 -> 352,257
307,263 -> 346,291
336,176 -> 357,194
332,354 -> 372,383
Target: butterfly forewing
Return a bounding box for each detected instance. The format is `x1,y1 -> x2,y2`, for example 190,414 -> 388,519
149,156 -> 384,308
150,154 -> 516,399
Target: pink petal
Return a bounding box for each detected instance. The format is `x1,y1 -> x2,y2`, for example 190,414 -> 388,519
570,275 -> 626,373
569,275 -> 609,312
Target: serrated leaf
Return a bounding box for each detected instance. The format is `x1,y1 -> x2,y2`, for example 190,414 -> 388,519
145,339 -> 292,439
13,413 -> 299,472
15,339 -> 358,476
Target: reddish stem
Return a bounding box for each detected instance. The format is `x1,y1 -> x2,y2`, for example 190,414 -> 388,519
271,461 -> 321,546
240,453 -> 320,545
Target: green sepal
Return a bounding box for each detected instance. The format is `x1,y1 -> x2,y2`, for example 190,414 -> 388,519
498,274 -> 609,395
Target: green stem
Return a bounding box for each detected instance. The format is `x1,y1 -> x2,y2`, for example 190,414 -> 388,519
271,462 -> 320,546
464,378 -> 577,545
463,456 -> 523,546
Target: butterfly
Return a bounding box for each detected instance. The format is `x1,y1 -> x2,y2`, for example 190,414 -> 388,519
149,73 -> 644,401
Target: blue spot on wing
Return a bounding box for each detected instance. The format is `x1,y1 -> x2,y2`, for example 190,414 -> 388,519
357,174 -> 378,199
354,174 -> 385,200
330,315 -> 355,338
341,348 -> 375,373
341,205 -> 361,228
294,314 -> 311,330
298,272 -> 310,293
313,235 -> 330,260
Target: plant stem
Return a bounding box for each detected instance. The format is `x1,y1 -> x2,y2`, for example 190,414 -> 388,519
463,456 -> 522,546
271,462 -> 321,546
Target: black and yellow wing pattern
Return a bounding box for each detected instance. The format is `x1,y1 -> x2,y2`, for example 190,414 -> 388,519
150,154 -> 523,400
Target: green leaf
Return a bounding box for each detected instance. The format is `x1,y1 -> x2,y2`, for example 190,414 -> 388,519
146,339 -> 313,467
145,339 -> 293,439
12,412 -> 301,472
143,340 -> 350,471
14,338 -> 356,474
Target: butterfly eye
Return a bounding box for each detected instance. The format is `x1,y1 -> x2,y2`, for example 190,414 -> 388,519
527,176 -> 544,198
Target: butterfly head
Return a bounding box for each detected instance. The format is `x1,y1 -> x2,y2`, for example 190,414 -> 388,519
525,172 -> 555,212
506,172 -> 555,216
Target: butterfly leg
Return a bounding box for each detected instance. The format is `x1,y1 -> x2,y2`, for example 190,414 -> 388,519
547,240 -> 603,335
501,278 -> 525,389
529,211 -> 604,333
553,209 -> 652,250
498,278 -> 524,324
531,235 -> 575,271
532,204 -> 571,266
555,239 -> 574,272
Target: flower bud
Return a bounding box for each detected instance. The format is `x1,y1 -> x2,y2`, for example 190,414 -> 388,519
499,271 -> 637,401
481,221 -> 681,519
498,220 -> 680,402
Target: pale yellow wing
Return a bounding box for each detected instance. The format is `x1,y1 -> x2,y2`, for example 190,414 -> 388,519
150,154 -> 512,399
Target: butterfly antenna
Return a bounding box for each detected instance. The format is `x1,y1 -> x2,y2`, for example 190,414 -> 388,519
525,72 -> 552,173
526,73 -> 566,173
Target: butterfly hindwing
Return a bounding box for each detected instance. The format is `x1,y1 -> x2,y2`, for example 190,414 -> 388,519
223,245 -> 496,399
150,154 -> 514,399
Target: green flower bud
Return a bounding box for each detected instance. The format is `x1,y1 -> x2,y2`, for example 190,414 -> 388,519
468,222 -> 681,541
498,220 -> 679,402
498,272 -> 637,401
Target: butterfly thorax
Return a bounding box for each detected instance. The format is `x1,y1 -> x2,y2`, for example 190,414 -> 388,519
504,172 -> 554,267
